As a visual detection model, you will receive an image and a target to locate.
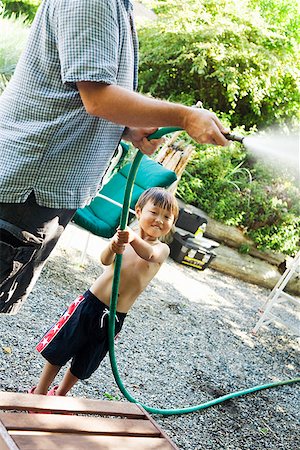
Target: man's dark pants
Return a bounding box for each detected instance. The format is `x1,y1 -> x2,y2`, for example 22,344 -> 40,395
0,193 -> 75,314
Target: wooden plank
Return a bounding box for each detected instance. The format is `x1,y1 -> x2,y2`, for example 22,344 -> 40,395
0,393 -> 179,449
0,413 -> 159,437
0,419 -> 19,450
0,393 -> 144,418
137,405 -> 180,450
12,433 -> 175,450
0,435 -> 14,450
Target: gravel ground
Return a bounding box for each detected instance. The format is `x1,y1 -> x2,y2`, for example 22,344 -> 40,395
0,230 -> 299,450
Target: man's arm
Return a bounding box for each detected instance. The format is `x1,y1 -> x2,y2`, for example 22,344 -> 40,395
76,82 -> 229,147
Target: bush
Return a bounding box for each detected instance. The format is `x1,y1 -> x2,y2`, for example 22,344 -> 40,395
1,0 -> 40,22
0,7 -> 29,92
140,1 -> 300,255
138,0 -> 300,130
177,141 -> 300,255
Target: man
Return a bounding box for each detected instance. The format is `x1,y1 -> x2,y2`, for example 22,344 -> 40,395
0,0 -> 228,314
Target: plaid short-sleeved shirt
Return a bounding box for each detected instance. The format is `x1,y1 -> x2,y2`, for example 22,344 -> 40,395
0,0 -> 138,208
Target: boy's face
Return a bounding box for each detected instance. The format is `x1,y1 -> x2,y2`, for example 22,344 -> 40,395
136,200 -> 174,239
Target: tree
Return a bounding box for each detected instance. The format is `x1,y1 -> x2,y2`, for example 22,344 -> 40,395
138,0 -> 300,130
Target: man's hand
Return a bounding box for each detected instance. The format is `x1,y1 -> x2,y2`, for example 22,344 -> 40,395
122,127 -> 164,155
183,108 -> 229,146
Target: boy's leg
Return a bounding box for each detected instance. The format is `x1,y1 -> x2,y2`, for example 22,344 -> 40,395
35,293 -> 89,396
55,368 -> 79,396
0,192 -> 75,314
69,297 -> 127,382
34,361 -> 62,395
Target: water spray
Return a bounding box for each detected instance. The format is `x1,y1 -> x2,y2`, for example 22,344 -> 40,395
226,131 -> 299,181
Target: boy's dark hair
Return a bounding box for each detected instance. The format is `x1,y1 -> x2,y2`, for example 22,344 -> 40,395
135,187 -> 179,223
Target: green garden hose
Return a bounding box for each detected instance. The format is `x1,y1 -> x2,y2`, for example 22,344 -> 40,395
108,128 -> 300,415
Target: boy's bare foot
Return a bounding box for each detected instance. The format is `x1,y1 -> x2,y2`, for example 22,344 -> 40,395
27,386 -> 36,394
27,386 -> 52,414
47,385 -> 59,396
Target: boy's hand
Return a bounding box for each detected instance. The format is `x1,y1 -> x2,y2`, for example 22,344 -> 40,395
111,229 -> 132,254
111,238 -> 126,255
117,227 -> 136,243
122,227 -> 136,244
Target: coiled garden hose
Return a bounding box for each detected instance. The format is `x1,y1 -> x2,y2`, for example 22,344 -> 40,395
108,127 -> 300,415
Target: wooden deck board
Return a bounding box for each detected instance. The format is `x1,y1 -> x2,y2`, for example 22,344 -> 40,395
0,419 -> 19,450
13,433 -> 175,450
0,392 -> 179,450
0,412 -> 159,436
0,392 -> 144,417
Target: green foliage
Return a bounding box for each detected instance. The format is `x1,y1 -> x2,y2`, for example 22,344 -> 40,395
140,0 -> 300,255
239,243 -> 251,254
0,7 -> 29,92
177,141 -> 300,255
103,391 -> 121,402
138,0 -> 300,130
1,0 -> 40,22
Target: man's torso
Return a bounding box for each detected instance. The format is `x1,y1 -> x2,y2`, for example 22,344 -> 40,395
0,0 -> 138,209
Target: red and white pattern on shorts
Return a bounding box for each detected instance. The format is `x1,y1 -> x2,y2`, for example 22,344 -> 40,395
36,295 -> 85,353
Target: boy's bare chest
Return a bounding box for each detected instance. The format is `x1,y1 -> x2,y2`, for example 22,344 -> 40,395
121,246 -> 160,281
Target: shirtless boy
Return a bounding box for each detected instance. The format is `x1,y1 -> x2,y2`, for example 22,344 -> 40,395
29,187 -> 179,397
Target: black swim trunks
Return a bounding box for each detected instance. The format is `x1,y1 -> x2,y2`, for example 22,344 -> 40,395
36,290 -> 126,379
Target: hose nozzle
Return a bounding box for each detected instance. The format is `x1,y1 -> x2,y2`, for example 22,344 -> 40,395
223,133 -> 245,143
